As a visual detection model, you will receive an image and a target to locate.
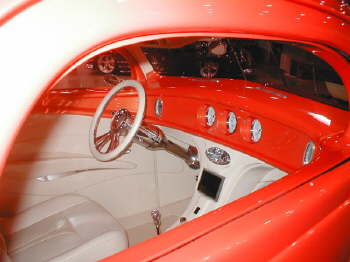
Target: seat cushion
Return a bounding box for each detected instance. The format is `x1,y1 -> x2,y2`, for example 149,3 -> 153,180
1,195 -> 128,262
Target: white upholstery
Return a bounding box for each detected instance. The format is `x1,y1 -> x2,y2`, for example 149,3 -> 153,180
0,195 -> 128,262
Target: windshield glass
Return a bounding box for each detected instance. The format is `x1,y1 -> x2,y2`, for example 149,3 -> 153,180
142,38 -> 348,110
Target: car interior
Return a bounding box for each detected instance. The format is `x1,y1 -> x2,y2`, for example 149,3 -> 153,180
0,36 -> 347,262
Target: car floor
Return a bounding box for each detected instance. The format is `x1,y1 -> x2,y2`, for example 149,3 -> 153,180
119,198 -> 190,246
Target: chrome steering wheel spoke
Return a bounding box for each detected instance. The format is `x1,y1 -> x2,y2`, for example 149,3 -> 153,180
106,130 -> 120,153
94,109 -> 130,154
95,131 -> 111,144
95,132 -> 111,152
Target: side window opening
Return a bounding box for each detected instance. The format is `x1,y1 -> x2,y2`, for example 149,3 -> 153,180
244,42 -> 347,110
143,38 -> 348,110
53,51 -> 132,90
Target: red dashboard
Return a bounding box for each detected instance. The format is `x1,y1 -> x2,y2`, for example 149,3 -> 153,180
34,73 -> 348,173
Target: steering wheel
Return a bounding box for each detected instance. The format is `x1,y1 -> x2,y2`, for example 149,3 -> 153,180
89,80 -> 145,161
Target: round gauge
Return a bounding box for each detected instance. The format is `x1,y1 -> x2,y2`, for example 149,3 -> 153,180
208,40 -> 228,57
227,112 -> 237,133
206,106 -> 216,126
251,119 -> 262,142
155,98 -> 163,117
303,141 -> 315,165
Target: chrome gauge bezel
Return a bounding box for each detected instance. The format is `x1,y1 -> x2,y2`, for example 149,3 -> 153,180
206,106 -> 216,126
303,141 -> 315,165
155,98 -> 163,117
227,112 -> 237,134
251,119 -> 262,142
206,147 -> 231,165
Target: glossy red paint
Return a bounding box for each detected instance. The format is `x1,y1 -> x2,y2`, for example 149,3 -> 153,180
2,0 -> 350,261
290,0 -> 350,19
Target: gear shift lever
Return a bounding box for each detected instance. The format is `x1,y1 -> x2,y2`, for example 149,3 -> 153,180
151,209 -> 161,235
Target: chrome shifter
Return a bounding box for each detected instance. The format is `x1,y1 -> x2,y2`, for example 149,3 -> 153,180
151,209 -> 161,235
134,123 -> 200,170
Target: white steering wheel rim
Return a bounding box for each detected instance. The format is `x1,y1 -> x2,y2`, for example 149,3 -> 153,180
89,80 -> 145,161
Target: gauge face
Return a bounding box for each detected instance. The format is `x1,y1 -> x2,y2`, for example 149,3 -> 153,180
206,106 -> 216,126
303,141 -> 315,165
251,119 -> 262,142
155,98 -> 163,117
227,112 -> 237,133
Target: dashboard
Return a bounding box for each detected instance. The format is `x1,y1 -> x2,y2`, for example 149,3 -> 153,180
38,72 -> 348,173
144,94 -> 314,172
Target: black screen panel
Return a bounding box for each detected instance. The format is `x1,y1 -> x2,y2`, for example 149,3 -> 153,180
197,169 -> 224,201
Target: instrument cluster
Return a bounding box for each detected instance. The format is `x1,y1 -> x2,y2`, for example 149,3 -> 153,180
201,105 -> 315,166
204,105 -> 262,143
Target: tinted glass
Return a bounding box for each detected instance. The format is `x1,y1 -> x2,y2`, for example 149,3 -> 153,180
53,51 -> 131,90
143,39 -> 348,110
143,40 -> 243,79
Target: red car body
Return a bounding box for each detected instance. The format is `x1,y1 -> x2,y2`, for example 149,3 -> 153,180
0,0 -> 350,261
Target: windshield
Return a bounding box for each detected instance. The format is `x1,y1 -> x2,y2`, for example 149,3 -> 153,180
142,38 -> 348,110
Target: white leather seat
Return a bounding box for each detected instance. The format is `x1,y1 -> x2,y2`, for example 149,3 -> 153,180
0,195 -> 128,262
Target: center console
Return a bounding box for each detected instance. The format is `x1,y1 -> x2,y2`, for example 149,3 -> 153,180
167,138 -> 287,230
